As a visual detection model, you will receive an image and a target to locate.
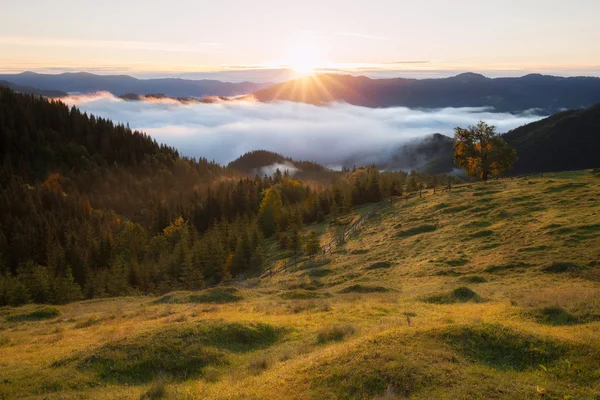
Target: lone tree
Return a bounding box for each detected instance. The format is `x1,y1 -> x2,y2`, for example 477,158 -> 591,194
453,121 -> 517,181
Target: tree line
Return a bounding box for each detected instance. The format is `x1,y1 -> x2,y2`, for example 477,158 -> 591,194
0,88 -> 456,306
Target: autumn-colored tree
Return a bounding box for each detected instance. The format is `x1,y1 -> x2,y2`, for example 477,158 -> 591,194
454,121 -> 517,181
258,188 -> 283,237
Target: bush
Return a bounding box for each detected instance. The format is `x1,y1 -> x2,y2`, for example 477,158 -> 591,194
534,307 -> 579,326
363,261 -> 392,270
316,325 -> 356,344
339,284 -> 390,294
5,307 -> 61,322
424,287 -> 482,304
396,225 -> 436,238
460,276 -> 488,284
541,262 -> 583,274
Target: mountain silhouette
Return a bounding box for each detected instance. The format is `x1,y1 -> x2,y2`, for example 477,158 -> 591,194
251,73 -> 600,114
0,72 -> 274,98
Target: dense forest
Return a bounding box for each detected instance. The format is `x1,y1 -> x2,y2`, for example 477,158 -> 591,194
0,88 -> 453,306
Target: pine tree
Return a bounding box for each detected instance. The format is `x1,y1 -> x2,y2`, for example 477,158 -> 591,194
330,200 -> 340,224
305,232 -> 321,260
51,266 -> 83,304
181,249 -> 205,290
251,244 -> 266,271
18,261 -> 51,303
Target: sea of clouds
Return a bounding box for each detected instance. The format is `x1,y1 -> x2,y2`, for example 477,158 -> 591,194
60,93 -> 544,167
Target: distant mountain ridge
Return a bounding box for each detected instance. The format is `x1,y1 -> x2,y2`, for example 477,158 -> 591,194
251,73 -> 600,114
0,80 -> 68,97
0,71 -> 274,98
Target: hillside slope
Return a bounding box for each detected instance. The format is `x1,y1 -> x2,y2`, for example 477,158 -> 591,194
396,104 -> 600,175
2,170 -> 599,399
503,104 -> 600,174
251,73 -> 600,114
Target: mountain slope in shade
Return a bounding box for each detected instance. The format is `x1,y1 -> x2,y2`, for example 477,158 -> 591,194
0,72 -> 273,98
393,104 -> 600,175
502,103 -> 600,174
0,80 -> 68,97
251,73 -> 600,114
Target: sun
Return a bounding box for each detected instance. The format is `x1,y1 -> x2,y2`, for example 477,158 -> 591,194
284,39 -> 325,75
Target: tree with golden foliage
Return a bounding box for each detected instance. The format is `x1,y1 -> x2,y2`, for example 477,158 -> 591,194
453,121 -> 517,182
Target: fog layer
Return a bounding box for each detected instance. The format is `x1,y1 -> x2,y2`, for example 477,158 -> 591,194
61,93 -> 544,166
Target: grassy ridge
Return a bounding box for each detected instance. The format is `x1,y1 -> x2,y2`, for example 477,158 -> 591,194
1,170 -> 599,399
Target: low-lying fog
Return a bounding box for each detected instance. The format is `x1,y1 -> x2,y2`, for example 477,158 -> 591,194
60,92 -> 544,167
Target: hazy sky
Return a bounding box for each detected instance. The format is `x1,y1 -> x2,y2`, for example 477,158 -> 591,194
1,0 -> 599,80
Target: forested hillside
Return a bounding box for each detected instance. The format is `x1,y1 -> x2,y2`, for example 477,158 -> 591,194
502,104 -> 600,174
0,88 -> 447,306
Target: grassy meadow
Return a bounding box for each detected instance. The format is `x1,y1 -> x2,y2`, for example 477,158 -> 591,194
1,170 -> 599,399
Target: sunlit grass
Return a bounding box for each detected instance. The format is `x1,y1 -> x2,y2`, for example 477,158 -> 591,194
1,171 -> 599,399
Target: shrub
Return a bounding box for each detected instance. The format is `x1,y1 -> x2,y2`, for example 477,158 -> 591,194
534,307 -> 579,326
424,287 -> 482,304
484,262 -> 533,273
5,307 -> 61,322
363,261 -> 392,270
541,262 -> 583,274
339,284 -> 390,294
316,325 -> 356,344
460,276 -> 488,284
396,225 -> 436,238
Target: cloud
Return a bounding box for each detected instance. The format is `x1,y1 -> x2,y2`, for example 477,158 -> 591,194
58,93 -> 544,167
0,36 -> 223,53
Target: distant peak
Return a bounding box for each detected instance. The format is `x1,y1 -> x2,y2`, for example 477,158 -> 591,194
451,72 -> 488,80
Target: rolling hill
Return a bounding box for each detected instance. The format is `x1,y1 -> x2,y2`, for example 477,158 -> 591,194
0,71 -> 274,98
251,73 -> 600,114
1,171 -> 599,399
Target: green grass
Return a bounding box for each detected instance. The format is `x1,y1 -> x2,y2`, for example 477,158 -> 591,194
2,171 -> 600,399
316,324 -> 356,344
78,320 -> 284,383
441,323 -> 564,371
5,306 -> 61,322
152,287 -> 243,305
279,290 -> 327,300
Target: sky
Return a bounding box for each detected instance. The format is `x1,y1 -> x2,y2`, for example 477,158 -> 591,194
1,0 -> 599,81
59,93 -> 543,167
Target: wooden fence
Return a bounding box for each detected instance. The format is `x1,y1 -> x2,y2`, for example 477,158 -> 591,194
260,199 -> 395,278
